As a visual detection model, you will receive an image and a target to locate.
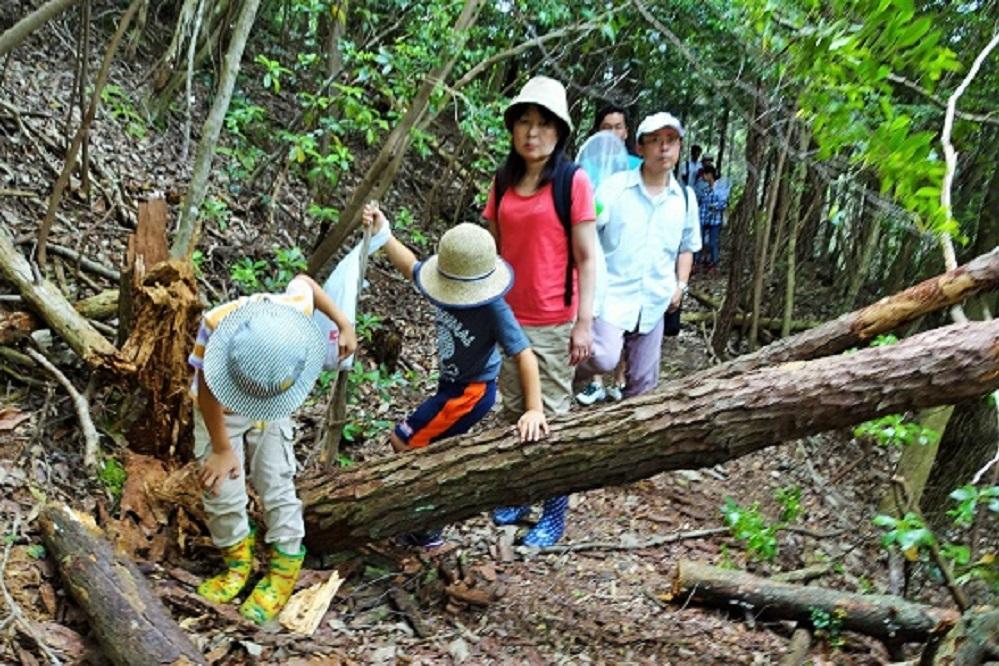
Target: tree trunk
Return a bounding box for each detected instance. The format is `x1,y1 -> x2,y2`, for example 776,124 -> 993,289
920,395 -> 999,529
796,150 -> 826,263
965,160 -> 999,320
782,126 -> 811,337
930,607 -> 999,664
39,503 -> 206,666
298,320 -> 999,551
671,561 -> 960,643
885,232 -> 919,295
712,102 -> 765,356
703,246 -> 999,380
716,99 -> 729,174
750,130 -> 789,349
306,0 -> 483,277
0,0 -> 82,57
171,0 -> 262,259
119,260 -> 202,460
841,200 -> 882,310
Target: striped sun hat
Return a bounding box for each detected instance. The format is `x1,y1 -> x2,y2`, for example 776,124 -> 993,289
203,300 -> 326,420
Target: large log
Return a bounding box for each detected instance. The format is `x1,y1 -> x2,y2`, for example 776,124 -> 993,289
671,560 -> 961,643
39,503 -> 206,666
703,246 -> 999,378
299,319 -> 999,551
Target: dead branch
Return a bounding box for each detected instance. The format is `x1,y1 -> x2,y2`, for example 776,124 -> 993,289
24,348 -> 100,467
0,0 -> 83,58
538,527 -> 729,554
37,0 -> 143,267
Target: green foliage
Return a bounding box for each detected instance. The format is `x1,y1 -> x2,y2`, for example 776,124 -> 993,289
230,257 -> 269,293
267,247 -> 307,290
872,511 -> 935,560
192,249 -> 205,276
254,54 -> 294,93
721,497 -> 779,561
869,333 -> 899,347
100,84 -> 147,139
810,607 -> 846,648
25,543 -> 46,559
947,484 -> 999,528
392,207 -> 430,250
853,414 -> 936,447
775,485 -> 802,524
354,312 -> 383,343
201,197 -> 230,230
98,456 -> 127,507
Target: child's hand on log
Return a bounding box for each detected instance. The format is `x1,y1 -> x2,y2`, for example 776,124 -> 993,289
517,409 -> 549,443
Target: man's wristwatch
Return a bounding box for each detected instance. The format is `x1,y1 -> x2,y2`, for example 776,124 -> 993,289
677,281 -> 689,299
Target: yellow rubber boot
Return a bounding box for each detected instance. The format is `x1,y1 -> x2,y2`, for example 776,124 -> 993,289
239,544 -> 305,624
197,530 -> 255,604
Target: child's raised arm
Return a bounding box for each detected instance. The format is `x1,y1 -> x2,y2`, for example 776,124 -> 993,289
295,274 -> 358,360
513,349 -> 549,442
362,202 -> 417,281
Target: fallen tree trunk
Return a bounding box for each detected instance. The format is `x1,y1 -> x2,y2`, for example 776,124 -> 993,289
930,607 -> 999,664
299,319 -> 999,551
0,221 -> 130,371
702,246 -> 999,378
670,560 -> 960,643
39,503 -> 206,666
681,310 -> 821,333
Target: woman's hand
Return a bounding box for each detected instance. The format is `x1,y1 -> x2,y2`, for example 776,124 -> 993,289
200,448 -> 240,496
568,318 -> 593,366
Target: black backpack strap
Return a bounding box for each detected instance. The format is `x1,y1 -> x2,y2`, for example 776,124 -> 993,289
552,161 -> 579,306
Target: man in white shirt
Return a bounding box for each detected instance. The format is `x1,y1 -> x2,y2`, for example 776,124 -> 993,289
576,112 -> 701,398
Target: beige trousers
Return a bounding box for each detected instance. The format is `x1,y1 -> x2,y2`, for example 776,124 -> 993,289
194,411 -> 304,548
498,321 -> 574,422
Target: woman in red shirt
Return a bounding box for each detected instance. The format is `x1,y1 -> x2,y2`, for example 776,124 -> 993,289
484,76 -> 597,547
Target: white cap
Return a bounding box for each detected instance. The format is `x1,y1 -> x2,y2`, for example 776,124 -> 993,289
636,112 -> 684,140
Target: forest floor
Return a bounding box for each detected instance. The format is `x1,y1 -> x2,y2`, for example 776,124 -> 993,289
0,13 -> 975,666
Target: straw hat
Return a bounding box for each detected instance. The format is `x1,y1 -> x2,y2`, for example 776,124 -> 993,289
636,112 -> 685,141
504,76 -> 573,132
203,300 -> 326,420
414,223 -> 513,309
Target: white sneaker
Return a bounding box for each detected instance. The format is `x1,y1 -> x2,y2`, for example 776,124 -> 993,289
575,382 -> 607,405
606,384 -> 624,401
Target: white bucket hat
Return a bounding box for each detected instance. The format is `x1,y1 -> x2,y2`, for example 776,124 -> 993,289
203,300 -> 326,420
636,112 -> 685,141
504,76 -> 573,132
414,223 -> 513,309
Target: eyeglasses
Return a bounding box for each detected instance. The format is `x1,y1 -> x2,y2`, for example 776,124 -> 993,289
641,134 -> 681,148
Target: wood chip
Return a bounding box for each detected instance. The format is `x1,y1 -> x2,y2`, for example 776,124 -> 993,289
279,570 -> 344,636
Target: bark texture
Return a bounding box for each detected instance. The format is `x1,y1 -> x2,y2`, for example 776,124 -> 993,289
300,320 -> 999,551
704,246 -> 999,379
39,503 -> 206,666
671,561 -> 960,643
0,0 -> 82,57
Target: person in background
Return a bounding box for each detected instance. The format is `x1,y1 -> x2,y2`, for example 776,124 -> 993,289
684,144 -> 703,186
574,103 -> 640,405
696,164 -> 727,272
484,75 -> 597,548
575,112 -> 700,399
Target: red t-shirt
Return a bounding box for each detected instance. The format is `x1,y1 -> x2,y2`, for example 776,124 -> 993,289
484,170 -> 595,326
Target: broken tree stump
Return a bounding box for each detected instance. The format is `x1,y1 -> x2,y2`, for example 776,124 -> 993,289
671,560 -> 960,643
39,502 -> 206,666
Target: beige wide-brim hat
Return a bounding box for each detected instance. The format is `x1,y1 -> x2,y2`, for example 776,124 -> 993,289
203,300 -> 326,420
503,75 -> 573,132
414,223 -> 513,309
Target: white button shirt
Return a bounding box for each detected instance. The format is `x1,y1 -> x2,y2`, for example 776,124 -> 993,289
594,167 -> 701,334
